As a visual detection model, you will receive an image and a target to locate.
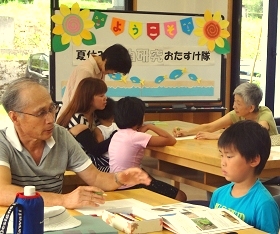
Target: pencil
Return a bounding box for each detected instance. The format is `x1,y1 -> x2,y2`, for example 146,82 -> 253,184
93,191 -> 107,196
115,213 -> 135,221
130,214 -> 144,221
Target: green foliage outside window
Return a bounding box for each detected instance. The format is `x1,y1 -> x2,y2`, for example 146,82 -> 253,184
242,0 -> 263,19
0,0 -> 113,60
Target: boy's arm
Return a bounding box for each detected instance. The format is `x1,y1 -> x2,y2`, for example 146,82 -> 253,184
94,127 -> 105,143
138,124 -> 176,146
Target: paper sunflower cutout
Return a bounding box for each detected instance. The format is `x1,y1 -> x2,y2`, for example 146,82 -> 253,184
194,10 -> 230,54
51,2 -> 96,52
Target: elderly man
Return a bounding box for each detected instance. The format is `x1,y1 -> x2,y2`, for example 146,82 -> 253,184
0,78 -> 150,209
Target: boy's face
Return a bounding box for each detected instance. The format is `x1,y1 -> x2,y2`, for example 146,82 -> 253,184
219,146 -> 257,183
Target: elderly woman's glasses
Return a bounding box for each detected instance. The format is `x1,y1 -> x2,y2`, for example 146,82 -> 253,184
14,103 -> 59,118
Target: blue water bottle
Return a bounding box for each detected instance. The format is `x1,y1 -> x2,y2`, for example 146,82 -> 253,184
14,186 -> 44,234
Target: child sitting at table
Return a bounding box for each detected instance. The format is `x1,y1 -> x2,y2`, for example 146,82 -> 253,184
94,97 -> 119,157
209,120 -> 280,234
108,96 -> 187,201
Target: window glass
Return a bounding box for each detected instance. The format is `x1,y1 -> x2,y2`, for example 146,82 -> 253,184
274,3 -> 280,118
240,1 -> 274,111
241,1 -> 280,118
41,54 -> 49,71
30,54 -> 41,71
59,0 -> 124,10
0,0 -> 125,101
0,0 -> 50,92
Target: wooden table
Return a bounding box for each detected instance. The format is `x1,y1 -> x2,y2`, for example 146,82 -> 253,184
142,120 -> 280,193
0,189 -> 264,233
62,120 -> 280,194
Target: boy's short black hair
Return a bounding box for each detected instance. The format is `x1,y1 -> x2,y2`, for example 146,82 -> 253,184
218,120 -> 271,175
114,96 -> 145,129
101,44 -> 132,75
95,97 -> 116,120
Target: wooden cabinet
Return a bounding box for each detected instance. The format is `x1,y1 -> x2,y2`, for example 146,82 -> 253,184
144,102 -> 226,124
145,111 -> 223,124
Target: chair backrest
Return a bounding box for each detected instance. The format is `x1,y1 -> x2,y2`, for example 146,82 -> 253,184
273,194 -> 280,210
274,118 -> 280,134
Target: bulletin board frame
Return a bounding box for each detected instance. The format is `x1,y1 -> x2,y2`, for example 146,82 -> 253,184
50,8 -> 227,105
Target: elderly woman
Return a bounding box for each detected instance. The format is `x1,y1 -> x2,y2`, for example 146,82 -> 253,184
173,82 -> 278,140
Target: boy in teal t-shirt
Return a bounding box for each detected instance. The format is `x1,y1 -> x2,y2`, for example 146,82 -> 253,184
210,120 -> 280,234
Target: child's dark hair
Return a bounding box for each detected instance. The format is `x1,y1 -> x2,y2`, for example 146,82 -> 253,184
218,120 -> 271,175
95,97 -> 116,120
114,96 -> 145,129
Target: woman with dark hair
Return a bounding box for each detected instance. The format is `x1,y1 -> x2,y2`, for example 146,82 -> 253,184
57,77 -> 114,172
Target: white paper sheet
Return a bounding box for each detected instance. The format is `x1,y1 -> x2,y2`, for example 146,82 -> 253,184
175,135 -> 195,140
75,198 -> 152,216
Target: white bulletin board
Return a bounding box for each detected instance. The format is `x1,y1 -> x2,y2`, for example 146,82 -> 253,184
50,7 -> 229,103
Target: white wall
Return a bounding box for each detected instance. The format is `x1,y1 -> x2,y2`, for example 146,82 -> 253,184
135,0 -> 228,18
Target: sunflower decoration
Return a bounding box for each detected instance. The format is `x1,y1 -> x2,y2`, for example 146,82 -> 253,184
51,2 -> 96,52
194,10 -> 230,54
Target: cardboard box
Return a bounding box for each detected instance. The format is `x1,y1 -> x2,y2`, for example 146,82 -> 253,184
102,207 -> 163,234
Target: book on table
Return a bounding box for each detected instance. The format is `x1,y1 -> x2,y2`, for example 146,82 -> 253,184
74,199 -> 252,234
48,215 -> 118,234
147,202 -> 252,234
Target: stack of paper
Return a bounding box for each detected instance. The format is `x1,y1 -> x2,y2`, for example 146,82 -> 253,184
147,203 -> 252,234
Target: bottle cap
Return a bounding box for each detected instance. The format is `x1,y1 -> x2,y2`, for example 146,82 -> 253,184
24,186 -> 36,196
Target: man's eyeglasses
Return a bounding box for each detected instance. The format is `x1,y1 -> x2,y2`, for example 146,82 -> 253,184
14,103 -> 59,118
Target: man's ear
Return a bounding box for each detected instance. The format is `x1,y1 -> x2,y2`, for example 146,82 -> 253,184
8,111 -> 19,124
250,154 -> 260,168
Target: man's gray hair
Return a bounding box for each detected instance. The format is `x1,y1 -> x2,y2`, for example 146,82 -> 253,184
233,82 -> 263,112
1,78 -> 41,113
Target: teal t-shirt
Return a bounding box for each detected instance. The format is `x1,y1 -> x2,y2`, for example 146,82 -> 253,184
210,180 -> 280,234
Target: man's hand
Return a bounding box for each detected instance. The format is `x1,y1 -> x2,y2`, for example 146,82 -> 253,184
117,168 -> 151,187
61,186 -> 106,209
